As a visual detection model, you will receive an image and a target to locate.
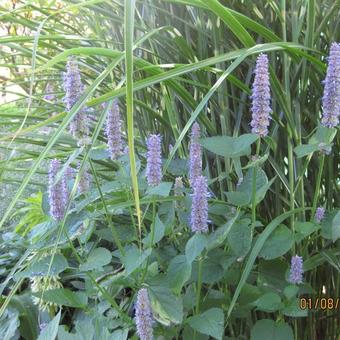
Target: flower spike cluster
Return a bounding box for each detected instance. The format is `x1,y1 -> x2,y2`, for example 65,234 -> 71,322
190,175 -> 209,233
288,255 -> 304,284
321,42 -> 340,128
146,134 -> 162,187
189,122 -> 202,186
48,159 -> 67,221
315,207 -> 325,223
135,288 -> 153,340
105,100 -> 123,160
63,57 -> 89,144
250,53 -> 272,137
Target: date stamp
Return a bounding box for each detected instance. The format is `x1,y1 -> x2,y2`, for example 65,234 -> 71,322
299,297 -> 340,310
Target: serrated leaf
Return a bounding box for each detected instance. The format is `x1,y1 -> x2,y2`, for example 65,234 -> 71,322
146,182 -> 172,197
167,255 -> 191,294
143,215 -> 165,246
331,210 -> 340,242
34,289 -> 87,308
251,319 -> 294,340
14,254 -> 68,280
185,233 -> 207,264
227,219 -> 252,258
79,247 -> 112,271
255,292 -> 282,312
149,285 -> 183,325
201,134 -> 258,158
259,224 -> 293,260
188,308 -> 224,340
120,245 -> 152,275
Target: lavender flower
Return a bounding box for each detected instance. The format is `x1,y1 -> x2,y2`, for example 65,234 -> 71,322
48,159 -> 67,221
135,288 -> 153,340
288,255 -> 303,284
78,163 -> 91,194
190,175 -> 209,233
63,58 -> 89,144
146,134 -> 162,187
105,100 -> 123,160
189,122 -> 202,186
315,207 -> 325,223
250,53 -> 272,137
321,43 -> 340,128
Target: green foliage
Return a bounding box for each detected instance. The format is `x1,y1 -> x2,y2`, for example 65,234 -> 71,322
0,0 -> 339,339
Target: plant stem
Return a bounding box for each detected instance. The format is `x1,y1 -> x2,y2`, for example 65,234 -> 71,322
251,139 -> 261,224
196,256 -> 203,315
311,154 -> 325,219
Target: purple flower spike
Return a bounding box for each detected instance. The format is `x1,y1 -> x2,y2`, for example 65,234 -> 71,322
105,100 -> 123,160
190,175 -> 209,233
250,53 -> 272,137
189,122 -> 202,186
288,255 -> 303,284
48,159 -> 67,221
315,207 -> 325,223
63,58 -> 89,144
146,134 -> 162,187
135,288 -> 153,340
321,42 -> 340,128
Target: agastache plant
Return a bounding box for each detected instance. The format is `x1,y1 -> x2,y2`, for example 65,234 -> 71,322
288,255 -> 304,284
190,175 -> 209,233
250,53 -> 272,137
146,134 -> 162,187
135,288 -> 153,340
48,159 -> 67,221
321,42 -> 340,128
105,100 -> 123,160
189,122 -> 202,185
63,57 -> 89,144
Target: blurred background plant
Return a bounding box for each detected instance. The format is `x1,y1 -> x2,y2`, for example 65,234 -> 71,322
0,0 -> 339,339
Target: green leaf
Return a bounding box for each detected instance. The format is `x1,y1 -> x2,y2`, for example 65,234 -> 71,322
282,299 -> 308,317
14,254 -> 68,280
188,308 -> 224,340
120,245 -> 152,275
294,221 -> 319,243
227,219 -> 252,258
143,215 -> 165,246
185,234 -> 207,264
310,126 -> 337,144
149,285 -> 183,325
251,319 -> 294,340
34,289 -> 87,308
201,134 -> 258,158
226,168 -> 274,206
37,310 -> 61,340
283,285 -> 299,300
0,307 -> 19,340
167,255 -> 191,294
259,224 -> 293,260
146,182 -> 172,197
206,212 -> 240,250
294,144 -> 319,158
79,247 -> 112,271
331,210 -> 340,242
255,292 -> 282,312
227,208 -> 305,319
